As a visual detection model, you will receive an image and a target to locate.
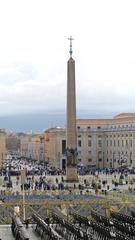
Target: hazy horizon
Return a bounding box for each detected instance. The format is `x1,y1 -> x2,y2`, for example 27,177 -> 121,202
0,109 -> 124,133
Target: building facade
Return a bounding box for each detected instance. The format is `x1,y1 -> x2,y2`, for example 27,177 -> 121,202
44,113 -> 135,169
20,134 -> 45,162
44,128 -> 66,168
6,133 -> 20,153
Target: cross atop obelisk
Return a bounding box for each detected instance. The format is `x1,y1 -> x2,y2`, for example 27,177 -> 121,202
68,36 -> 74,57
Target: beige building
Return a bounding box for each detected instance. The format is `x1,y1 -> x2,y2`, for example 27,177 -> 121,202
44,113 -> 135,169
0,129 -> 6,168
6,133 -> 20,153
20,134 -> 45,162
44,128 -> 66,168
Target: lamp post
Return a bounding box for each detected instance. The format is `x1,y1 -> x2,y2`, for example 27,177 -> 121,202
7,163 -> 12,188
21,169 -> 26,221
117,152 -> 128,184
112,152 -> 116,169
120,153 -> 128,168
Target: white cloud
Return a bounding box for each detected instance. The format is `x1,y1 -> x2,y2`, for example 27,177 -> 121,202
0,0 -> 135,116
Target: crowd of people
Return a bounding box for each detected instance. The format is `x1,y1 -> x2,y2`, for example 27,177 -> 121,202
0,154 -> 135,194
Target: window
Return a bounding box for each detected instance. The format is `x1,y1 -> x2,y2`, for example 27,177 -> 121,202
77,126 -> 80,129
113,151 -> 116,158
106,140 -> 108,146
122,139 -> 124,147
98,151 -> 102,161
88,158 -> 92,162
78,135 -> 81,138
110,140 -> 112,146
78,140 -> 81,147
97,126 -> 101,129
87,126 -> 91,129
130,139 -> 132,147
98,139 -> 102,147
98,136 -> 102,147
88,150 -> 92,155
62,140 -> 66,154
78,151 -> 81,155
88,139 -> 92,147
98,158 -> 102,162
114,139 -> 116,147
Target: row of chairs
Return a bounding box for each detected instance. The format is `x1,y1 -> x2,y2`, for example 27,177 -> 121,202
70,210 -> 116,239
91,211 -> 133,239
32,212 -> 63,240
51,211 -> 92,240
110,211 -> 135,225
112,218 -> 135,237
11,215 -> 29,240
71,210 -> 132,240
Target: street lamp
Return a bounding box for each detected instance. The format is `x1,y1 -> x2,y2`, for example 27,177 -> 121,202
7,163 -> 12,188
119,153 -> 128,168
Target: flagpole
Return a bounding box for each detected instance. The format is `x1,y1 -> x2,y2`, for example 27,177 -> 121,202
21,169 -> 26,221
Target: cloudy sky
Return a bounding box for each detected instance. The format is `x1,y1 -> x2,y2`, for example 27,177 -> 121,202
0,0 -> 135,119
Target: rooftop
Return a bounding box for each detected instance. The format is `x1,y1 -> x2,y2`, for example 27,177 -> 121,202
77,113 -> 135,126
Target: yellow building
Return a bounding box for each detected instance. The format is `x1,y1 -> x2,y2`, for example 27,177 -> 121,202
44,113 -> 135,169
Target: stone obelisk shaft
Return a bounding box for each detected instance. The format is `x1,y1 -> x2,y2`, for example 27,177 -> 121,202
66,57 -> 76,149
66,56 -> 78,182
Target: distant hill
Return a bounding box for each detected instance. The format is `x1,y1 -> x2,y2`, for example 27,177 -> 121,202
0,112 -> 66,132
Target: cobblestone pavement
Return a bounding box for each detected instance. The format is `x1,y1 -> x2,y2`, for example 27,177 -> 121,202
0,173 -> 135,194
0,225 -> 41,240
0,225 -> 14,240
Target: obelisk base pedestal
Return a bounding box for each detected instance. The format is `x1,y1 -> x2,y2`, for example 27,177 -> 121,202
66,166 -> 78,183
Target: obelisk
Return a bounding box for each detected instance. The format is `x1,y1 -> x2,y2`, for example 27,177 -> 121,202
66,36 -> 78,182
